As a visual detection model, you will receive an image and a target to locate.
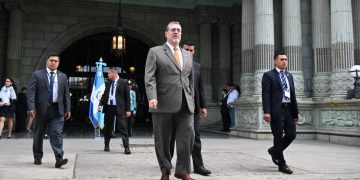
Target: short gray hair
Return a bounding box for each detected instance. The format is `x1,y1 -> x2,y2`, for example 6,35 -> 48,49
166,21 -> 181,31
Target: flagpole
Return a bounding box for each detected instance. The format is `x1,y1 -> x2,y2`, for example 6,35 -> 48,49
94,127 -> 101,139
89,57 -> 106,139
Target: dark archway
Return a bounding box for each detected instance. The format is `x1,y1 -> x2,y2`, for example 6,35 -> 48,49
59,32 -> 151,132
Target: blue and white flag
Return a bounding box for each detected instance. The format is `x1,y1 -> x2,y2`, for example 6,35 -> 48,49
89,58 -> 107,129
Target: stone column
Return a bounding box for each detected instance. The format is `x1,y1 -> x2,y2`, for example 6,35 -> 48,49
241,0 -> 255,97
198,18 -> 214,101
330,0 -> 354,97
353,0 -> 360,65
254,0 -> 274,96
4,0 -> 24,87
232,19 -> 241,87
218,20 -> 232,91
312,0 -> 332,98
282,0 -> 304,97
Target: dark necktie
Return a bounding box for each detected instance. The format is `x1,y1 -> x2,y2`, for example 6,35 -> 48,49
49,72 -> 55,103
110,81 -> 115,105
280,71 -> 289,101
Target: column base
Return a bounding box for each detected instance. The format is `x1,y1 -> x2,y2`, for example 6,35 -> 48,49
330,70 -> 354,98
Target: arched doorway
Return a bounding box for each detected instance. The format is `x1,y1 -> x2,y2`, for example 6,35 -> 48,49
59,32 -> 151,133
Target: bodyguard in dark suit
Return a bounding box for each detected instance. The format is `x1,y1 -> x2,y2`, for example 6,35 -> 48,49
15,87 -> 28,132
145,21 -> 195,180
28,54 -> 71,168
262,51 -> 299,174
219,89 -> 231,132
98,67 -> 131,154
170,42 -> 211,176
183,42 -> 211,176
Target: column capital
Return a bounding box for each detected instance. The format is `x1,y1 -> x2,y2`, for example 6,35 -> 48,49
3,0 -> 26,12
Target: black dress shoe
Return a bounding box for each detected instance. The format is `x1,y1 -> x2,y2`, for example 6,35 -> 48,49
279,164 -> 293,174
194,166 -> 211,176
55,158 -> 68,168
34,159 -> 42,165
268,147 -> 279,165
111,132 -> 116,138
104,146 -> 110,152
124,147 -> 131,154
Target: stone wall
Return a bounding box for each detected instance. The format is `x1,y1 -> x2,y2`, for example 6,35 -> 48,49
2,0 -> 236,88
0,5 -> 7,78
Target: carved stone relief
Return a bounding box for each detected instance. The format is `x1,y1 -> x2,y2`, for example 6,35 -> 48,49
292,73 -> 305,96
320,111 -> 359,127
253,73 -> 263,95
240,75 -> 254,96
239,109 -> 259,128
296,111 -> 313,126
313,75 -> 331,97
331,72 -> 354,96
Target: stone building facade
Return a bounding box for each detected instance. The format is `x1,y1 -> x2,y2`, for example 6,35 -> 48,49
0,0 -> 359,145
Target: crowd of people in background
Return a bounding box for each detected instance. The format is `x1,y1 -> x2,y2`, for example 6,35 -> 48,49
1,77 -> 241,141
219,83 -> 240,132
0,76 -> 139,141
0,76 -> 239,139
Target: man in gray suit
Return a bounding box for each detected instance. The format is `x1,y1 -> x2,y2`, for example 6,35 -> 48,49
28,54 -> 71,168
145,21 -> 195,180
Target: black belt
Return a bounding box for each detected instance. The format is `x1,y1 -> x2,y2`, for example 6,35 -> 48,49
282,103 -> 290,107
48,102 -> 58,107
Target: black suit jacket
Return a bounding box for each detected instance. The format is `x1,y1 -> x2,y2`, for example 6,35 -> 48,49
27,69 -> 71,117
99,79 -> 130,116
16,92 -> 27,114
193,62 -> 206,113
262,68 -> 299,120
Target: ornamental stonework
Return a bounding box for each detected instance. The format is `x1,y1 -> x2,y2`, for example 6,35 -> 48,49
239,110 -> 259,128
240,75 -> 254,96
253,73 -> 263,95
296,111 -> 313,126
292,73 -> 304,96
320,111 -> 359,127
312,75 -> 331,97
330,72 -> 354,96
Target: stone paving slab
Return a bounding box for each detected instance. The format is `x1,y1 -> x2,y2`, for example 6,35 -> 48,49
0,138 -> 359,179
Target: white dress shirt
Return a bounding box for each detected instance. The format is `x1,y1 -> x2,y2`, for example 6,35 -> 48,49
166,42 -> 184,69
107,77 -> 119,105
275,67 -> 291,103
46,67 -> 58,103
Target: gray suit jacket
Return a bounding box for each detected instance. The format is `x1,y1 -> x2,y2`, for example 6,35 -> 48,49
27,69 -> 71,117
145,43 -> 194,113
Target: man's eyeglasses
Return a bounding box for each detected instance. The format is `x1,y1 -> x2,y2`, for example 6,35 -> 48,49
5,80 -> 11,82
169,28 -> 182,33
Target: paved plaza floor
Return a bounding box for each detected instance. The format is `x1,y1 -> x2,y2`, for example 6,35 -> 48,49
0,130 -> 359,180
